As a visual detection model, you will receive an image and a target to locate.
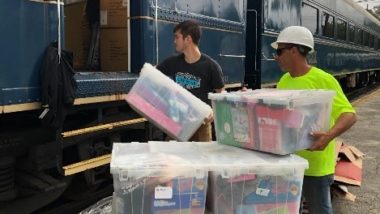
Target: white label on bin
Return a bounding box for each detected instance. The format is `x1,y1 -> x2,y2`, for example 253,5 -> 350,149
122,0 -> 128,7
100,10 -> 107,26
256,188 -> 270,197
224,122 -> 231,134
155,186 -> 173,199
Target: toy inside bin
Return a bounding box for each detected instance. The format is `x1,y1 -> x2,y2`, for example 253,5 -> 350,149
208,92 -> 257,150
126,63 -> 212,141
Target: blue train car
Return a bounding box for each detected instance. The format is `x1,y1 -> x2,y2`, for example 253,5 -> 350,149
0,0 -> 62,110
129,0 -> 247,86
0,0 -> 379,212
255,0 -> 380,87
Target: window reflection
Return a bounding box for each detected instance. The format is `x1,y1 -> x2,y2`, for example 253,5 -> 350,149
302,3 -> 318,34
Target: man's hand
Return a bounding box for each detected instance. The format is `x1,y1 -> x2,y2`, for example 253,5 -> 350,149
308,131 -> 333,151
204,113 -> 213,124
308,112 -> 356,151
215,88 -> 225,93
240,86 -> 248,91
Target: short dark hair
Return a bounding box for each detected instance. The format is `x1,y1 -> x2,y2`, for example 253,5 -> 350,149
173,20 -> 202,45
295,45 -> 311,56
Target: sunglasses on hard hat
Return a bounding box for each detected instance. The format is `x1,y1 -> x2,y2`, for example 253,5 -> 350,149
275,46 -> 294,56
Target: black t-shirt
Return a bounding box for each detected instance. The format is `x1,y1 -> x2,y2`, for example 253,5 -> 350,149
157,54 -> 224,104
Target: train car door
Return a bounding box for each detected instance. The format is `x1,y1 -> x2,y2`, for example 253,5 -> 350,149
245,0 -> 262,89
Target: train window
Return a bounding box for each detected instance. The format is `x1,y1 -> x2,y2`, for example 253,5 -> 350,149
355,28 -> 363,45
337,19 -> 347,41
369,34 -> 375,48
322,12 -> 334,38
348,23 -> 355,43
302,3 -> 318,34
363,31 -> 369,46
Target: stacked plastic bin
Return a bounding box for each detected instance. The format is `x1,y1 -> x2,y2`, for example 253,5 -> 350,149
126,63 -> 212,141
110,142 -> 308,214
203,142 -> 308,214
209,89 -> 335,155
111,142 -> 209,214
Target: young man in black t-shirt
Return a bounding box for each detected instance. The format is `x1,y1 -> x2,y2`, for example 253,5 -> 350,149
157,20 -> 224,141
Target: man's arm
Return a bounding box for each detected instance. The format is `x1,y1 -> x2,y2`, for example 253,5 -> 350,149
308,112 -> 357,151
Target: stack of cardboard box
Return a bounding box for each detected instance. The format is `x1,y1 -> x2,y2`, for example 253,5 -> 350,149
100,0 -> 129,71
64,1 -> 91,70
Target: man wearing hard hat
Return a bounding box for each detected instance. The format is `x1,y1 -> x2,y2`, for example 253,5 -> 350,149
272,26 -> 357,214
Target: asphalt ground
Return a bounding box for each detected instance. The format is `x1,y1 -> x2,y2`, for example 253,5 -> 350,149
332,87 -> 380,214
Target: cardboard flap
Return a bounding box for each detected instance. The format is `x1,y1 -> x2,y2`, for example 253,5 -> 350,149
349,146 -> 364,159
331,184 -> 356,202
339,144 -> 357,162
335,139 -> 343,161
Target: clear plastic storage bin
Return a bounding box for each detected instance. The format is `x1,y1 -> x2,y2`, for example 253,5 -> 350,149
111,142 -> 308,214
209,89 -> 335,155
111,142 -> 209,214
201,142 -> 308,214
126,63 -> 212,141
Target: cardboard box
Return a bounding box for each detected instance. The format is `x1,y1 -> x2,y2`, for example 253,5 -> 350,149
335,141 -> 364,186
64,1 -> 91,69
100,0 -> 128,28
331,140 -> 364,201
100,28 -> 128,71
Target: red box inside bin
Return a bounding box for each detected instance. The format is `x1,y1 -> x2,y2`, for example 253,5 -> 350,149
254,104 -> 304,154
128,93 -> 182,136
244,101 -> 258,150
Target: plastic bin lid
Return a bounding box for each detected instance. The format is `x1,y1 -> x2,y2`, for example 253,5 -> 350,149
190,142 -> 308,168
111,142 -> 308,177
208,90 -> 254,102
110,142 -> 209,175
243,89 -> 335,103
209,89 -> 335,106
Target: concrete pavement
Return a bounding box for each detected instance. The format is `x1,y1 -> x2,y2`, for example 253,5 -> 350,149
333,88 -> 380,214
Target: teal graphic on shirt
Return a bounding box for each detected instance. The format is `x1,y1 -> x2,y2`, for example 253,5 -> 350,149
175,72 -> 201,89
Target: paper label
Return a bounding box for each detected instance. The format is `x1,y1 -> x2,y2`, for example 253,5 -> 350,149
155,186 -> 173,199
224,122 -> 231,134
122,0 -> 128,7
100,10 -> 107,26
256,188 -> 270,197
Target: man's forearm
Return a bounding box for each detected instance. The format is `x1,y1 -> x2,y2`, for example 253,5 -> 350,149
326,112 -> 357,140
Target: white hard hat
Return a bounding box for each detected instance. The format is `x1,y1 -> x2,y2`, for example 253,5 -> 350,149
271,26 -> 314,53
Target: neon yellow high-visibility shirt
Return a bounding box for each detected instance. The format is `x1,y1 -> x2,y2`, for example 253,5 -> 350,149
277,67 -> 355,176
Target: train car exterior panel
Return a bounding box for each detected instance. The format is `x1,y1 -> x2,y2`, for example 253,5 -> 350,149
0,1 -> 62,106
130,0 -> 247,85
